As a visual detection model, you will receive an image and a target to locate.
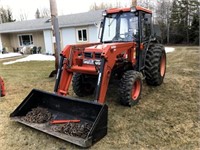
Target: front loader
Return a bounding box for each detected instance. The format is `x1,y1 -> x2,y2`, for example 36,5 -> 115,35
10,6 -> 166,147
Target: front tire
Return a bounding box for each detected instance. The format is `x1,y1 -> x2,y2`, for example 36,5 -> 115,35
145,44 -> 166,86
72,73 -> 95,97
119,70 -> 142,106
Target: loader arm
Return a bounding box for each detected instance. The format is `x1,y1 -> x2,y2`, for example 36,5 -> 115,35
54,42 -> 136,104
54,43 -> 100,95
95,42 -> 136,103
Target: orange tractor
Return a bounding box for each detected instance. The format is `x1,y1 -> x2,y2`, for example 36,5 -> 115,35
0,76 -> 5,97
11,6 -> 166,147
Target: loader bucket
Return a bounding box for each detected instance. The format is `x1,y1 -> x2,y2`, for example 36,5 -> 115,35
10,89 -> 108,148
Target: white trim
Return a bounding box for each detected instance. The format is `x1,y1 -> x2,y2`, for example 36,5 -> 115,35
17,34 -> 33,47
76,28 -> 88,43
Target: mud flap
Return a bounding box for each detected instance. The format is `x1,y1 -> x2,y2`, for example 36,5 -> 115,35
10,89 -> 108,147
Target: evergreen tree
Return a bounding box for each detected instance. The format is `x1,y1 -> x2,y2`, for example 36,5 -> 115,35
170,0 -> 199,44
35,8 -> 40,19
190,13 -> 199,44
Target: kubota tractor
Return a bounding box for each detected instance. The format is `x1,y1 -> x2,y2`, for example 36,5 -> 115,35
10,6 -> 166,147
0,76 -> 5,97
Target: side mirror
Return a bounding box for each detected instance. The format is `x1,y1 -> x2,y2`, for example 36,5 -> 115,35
98,21 -> 104,39
100,21 -> 104,28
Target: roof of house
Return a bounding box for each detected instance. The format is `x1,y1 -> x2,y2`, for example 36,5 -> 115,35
0,10 -> 103,34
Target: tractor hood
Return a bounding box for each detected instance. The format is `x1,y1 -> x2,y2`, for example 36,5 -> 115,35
84,42 -> 135,53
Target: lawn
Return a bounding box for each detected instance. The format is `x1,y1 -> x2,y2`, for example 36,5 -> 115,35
0,46 -> 199,150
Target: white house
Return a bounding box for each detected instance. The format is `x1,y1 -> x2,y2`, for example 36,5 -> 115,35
0,10 -> 103,54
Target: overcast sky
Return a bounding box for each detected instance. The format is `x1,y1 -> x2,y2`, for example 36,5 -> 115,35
0,0 -> 131,21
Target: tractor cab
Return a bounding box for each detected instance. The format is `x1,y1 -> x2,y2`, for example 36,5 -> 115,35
100,6 -> 153,46
101,10 -> 138,42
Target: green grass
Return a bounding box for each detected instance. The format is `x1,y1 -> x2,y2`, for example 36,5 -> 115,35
0,47 -> 199,150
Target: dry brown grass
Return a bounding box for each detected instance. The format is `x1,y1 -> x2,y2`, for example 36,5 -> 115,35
0,47 -> 199,150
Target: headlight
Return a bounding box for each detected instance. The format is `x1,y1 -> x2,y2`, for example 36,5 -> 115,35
83,59 -> 101,65
94,60 -> 101,65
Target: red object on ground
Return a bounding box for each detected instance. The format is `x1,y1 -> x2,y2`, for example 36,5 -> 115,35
50,120 -> 81,124
0,76 -> 5,97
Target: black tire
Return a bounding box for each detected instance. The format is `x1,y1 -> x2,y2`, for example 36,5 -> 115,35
119,70 -> 142,106
72,73 -> 95,97
145,44 -> 166,86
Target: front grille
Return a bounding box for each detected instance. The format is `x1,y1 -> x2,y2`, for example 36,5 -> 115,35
84,52 -> 93,58
95,53 -> 101,59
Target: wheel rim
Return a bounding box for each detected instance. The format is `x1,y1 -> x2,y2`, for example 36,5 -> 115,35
132,80 -> 141,101
160,53 -> 166,77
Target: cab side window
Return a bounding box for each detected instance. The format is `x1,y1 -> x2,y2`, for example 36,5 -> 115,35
142,13 -> 152,41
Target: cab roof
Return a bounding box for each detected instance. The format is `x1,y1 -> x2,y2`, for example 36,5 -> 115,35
106,6 -> 152,14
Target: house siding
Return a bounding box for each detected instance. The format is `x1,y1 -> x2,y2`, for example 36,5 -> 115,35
61,28 -> 76,49
32,32 -> 45,53
0,31 -> 45,53
88,25 -> 99,43
10,34 -> 18,48
1,34 -> 11,51
61,25 -> 99,49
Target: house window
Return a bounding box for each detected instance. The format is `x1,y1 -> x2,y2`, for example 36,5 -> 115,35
18,35 -> 33,46
77,28 -> 88,42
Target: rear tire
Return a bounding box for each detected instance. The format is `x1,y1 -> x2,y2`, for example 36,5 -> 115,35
145,44 -> 166,86
119,70 -> 142,106
72,73 -> 95,97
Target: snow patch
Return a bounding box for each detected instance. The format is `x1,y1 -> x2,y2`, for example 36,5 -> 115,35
3,54 -> 55,65
165,47 -> 175,53
0,53 -> 22,59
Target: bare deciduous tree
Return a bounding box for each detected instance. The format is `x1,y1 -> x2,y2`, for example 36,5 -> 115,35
155,0 -> 172,43
40,8 -> 51,18
90,2 -> 112,10
35,8 -> 50,19
19,10 -> 28,21
0,7 -> 15,23
90,0 -> 127,11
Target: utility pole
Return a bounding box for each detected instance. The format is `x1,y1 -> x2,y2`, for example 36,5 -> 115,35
49,0 -> 61,77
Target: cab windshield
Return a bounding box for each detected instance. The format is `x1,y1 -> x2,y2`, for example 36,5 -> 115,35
102,12 -> 138,43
